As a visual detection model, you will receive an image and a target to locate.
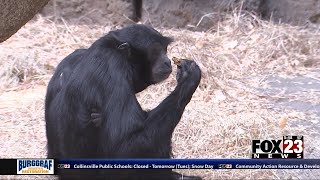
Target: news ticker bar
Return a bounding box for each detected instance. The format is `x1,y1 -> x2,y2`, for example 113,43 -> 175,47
59,159 -> 320,169
1,159 -> 320,175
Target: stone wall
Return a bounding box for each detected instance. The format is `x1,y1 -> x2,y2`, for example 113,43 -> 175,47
260,0 -> 320,25
40,0 -> 320,29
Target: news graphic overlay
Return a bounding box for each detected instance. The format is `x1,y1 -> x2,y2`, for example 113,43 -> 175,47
1,158 -> 319,174
218,164 -> 232,169
17,159 -> 54,175
252,136 -> 303,159
56,159 -> 320,170
57,163 -> 71,169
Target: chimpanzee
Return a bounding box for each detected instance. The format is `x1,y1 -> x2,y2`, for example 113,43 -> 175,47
45,24 -> 202,180
45,49 -> 103,126
45,49 -> 85,106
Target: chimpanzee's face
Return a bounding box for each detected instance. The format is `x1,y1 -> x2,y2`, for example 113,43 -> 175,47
112,24 -> 173,93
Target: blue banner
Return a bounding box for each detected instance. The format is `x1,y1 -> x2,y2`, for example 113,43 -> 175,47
58,159 -> 320,170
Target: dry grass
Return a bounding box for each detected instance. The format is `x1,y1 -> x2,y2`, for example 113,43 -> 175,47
0,10 -> 320,179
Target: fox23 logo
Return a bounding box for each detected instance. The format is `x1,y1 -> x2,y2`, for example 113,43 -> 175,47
58,164 -> 71,169
252,136 -> 304,159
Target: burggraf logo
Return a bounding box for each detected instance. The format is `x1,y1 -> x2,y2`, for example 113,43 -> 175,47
17,159 -> 54,174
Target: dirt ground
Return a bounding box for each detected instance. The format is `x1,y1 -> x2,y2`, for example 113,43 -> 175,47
1,8 -> 320,180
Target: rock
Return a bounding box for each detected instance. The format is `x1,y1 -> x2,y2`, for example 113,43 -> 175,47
40,0 -> 135,26
141,0 -> 262,31
0,0 -> 50,42
259,0 -> 320,25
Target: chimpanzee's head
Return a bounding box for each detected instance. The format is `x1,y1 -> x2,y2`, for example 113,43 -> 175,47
107,24 -> 173,93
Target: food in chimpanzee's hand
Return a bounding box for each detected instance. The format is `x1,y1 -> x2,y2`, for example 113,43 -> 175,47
172,57 -> 183,66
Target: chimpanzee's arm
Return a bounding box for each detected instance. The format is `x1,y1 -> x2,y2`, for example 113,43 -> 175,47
145,60 -> 201,137
90,60 -> 200,134
114,60 -> 201,159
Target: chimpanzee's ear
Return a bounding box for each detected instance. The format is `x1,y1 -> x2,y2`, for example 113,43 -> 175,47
117,42 -> 131,57
117,42 -> 130,50
107,31 -> 131,56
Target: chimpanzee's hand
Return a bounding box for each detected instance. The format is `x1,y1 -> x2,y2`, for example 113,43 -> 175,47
176,60 -> 201,88
91,108 -> 102,127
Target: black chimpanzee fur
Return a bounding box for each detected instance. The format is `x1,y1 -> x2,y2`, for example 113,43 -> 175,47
45,24 -> 202,180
